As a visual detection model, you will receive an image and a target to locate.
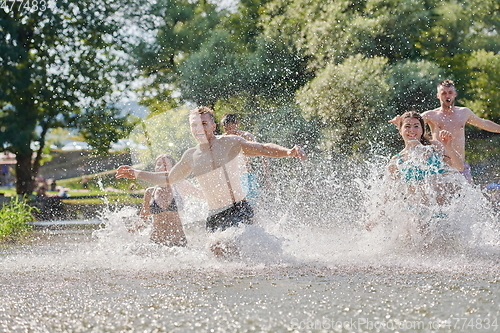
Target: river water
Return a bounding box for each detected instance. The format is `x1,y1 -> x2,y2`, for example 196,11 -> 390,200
1,160 -> 500,332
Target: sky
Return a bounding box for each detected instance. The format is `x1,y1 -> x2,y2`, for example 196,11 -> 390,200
215,0 -> 238,12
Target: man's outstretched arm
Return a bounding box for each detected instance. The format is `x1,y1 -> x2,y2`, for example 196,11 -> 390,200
467,111 -> 500,133
241,140 -> 306,160
115,150 -> 193,186
116,166 -> 170,186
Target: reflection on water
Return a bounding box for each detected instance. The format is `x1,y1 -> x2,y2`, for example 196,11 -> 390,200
1,159 -> 500,332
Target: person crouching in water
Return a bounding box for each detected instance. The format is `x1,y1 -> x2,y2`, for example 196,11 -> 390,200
136,154 -> 204,247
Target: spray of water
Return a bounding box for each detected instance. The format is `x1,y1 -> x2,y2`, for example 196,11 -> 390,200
41,107 -> 489,276
87,145 -> 500,276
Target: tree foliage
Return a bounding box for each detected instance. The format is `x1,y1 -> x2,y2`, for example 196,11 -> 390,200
262,0 -> 500,68
179,30 -> 243,106
261,0 -> 433,70
463,50 -> 500,123
297,54 -> 393,154
388,60 -> 446,113
0,1 -> 134,195
132,0 -> 222,108
78,106 -> 136,155
180,32 -> 307,106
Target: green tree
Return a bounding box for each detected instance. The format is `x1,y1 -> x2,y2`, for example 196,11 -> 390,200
464,50 -> 500,123
179,30 -> 243,106
263,0 -> 500,65
418,0 -> 500,63
77,106 -> 136,155
262,0 -> 433,70
296,54 -> 394,155
221,0 -> 274,48
0,1 -> 134,195
133,0 -> 222,109
388,60 -> 446,113
180,32 -> 308,107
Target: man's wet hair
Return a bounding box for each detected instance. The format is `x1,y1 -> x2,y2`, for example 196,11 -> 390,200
221,113 -> 239,126
190,106 -> 215,122
438,79 -> 455,88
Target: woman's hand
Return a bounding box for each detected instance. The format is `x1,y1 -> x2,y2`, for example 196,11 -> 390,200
438,130 -> 453,146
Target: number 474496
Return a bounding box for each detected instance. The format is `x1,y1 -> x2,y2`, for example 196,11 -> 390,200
1,0 -> 48,12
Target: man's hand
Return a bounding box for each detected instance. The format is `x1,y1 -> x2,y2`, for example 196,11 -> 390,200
388,115 -> 401,128
289,145 -> 307,161
116,165 -> 137,179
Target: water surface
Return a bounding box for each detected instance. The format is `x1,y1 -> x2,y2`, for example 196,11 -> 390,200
2,161 -> 500,332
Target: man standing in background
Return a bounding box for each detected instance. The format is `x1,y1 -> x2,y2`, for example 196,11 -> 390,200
221,113 -> 269,205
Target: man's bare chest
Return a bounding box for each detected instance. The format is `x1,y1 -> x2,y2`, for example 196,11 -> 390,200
430,113 -> 467,131
191,146 -> 236,175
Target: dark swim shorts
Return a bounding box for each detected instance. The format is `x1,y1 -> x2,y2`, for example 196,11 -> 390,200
206,200 -> 254,232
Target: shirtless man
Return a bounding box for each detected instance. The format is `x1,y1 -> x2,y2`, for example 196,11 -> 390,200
220,113 -> 268,205
116,106 -> 306,239
390,80 -> 500,181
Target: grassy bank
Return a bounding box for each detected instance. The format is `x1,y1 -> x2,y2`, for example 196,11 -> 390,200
0,198 -> 36,242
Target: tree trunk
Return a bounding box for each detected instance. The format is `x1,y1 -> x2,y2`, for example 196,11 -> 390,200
32,125 -> 49,179
15,153 -> 35,196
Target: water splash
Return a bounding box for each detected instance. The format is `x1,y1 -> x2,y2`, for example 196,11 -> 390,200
3,155 -> 500,333
85,154 -> 500,275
